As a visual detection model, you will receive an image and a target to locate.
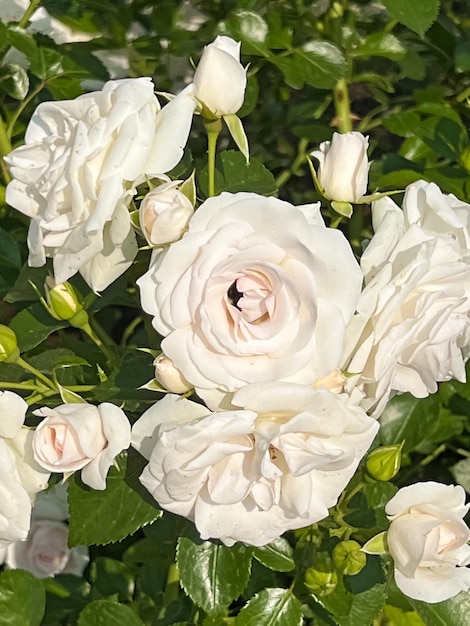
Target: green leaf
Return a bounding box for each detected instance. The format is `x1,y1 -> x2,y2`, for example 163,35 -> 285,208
6,26 -> 37,61
68,451 -> 162,547
5,262 -> 52,304
29,47 -> 64,80
253,537 -> 295,572
451,457 -> 470,492
224,114 -> 250,163
0,63 -> 29,99
381,0 -> 440,37
383,605 -> 425,626
234,588 -> 303,626
9,302 -> 67,351
410,591 -> 470,626
42,575 -> 91,625
90,557 -> 135,603
0,227 -> 21,268
198,150 -> 277,197
177,534 -> 253,615
77,600 -> 145,626
273,42 -> 346,89
0,569 -> 46,626
220,11 -> 270,57
352,33 -> 406,60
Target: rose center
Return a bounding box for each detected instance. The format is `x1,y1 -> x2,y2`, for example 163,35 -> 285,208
227,271 -> 273,324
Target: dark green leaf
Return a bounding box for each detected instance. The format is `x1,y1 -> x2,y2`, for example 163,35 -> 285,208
9,302 -> 67,351
273,42 -> 346,90
5,262 -> 52,304
91,557 -> 135,603
0,227 -> 21,268
198,150 -> 277,197
77,600 -> 145,626
0,64 -> 29,99
234,588 -> 303,626
254,537 -> 295,572
0,569 -> 46,626
6,26 -> 37,61
381,0 -> 440,37
352,34 -> 406,61
29,47 -> 63,79
220,11 -> 270,57
68,452 -> 162,547
410,591 -> 470,626
177,534 -> 253,615
42,575 -> 91,625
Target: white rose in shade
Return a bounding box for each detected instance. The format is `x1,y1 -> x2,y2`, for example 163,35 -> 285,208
139,179 -> 194,246
192,36 -> 247,117
138,192 -> 362,409
311,132 -> 369,202
342,182 -> 470,417
385,482 -> 470,603
5,78 -> 196,292
0,486 -> 88,579
132,385 -> 378,546
32,402 -> 131,490
0,391 -> 50,548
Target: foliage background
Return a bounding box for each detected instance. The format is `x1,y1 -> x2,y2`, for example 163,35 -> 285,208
1,0 -> 470,624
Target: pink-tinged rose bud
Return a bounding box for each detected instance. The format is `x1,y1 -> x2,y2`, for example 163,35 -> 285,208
139,180 -> 194,246
311,132 -> 370,202
32,402 -> 131,490
313,368 -> 346,393
45,277 -> 89,327
193,36 -> 247,118
154,354 -> 192,393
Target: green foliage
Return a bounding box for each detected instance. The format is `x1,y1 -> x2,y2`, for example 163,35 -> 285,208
0,569 -> 46,626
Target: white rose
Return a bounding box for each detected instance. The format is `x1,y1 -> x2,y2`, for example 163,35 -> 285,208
137,192 -> 362,408
139,179 -> 194,246
5,78 -> 196,292
32,402 -> 131,490
385,482 -> 470,603
311,132 -> 369,202
192,36 -> 247,117
0,391 -> 50,548
343,183 -> 470,416
132,385 -> 378,546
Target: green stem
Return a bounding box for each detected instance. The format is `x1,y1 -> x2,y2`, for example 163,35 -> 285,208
333,78 -> 352,133
15,356 -> 57,391
18,0 -> 42,28
163,562 -> 180,606
275,138 -> 309,189
27,389 -> 57,406
204,118 -> 222,197
82,318 -> 119,368
0,114 -> 12,184
0,381 -> 38,390
7,81 -> 46,136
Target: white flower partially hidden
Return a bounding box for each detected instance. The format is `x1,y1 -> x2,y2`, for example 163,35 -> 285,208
311,132 -> 369,203
386,482 -> 470,603
343,181 -> 470,416
132,385 -> 378,546
192,36 -> 247,117
138,192 -> 362,409
0,391 -> 50,548
32,402 -> 131,490
6,78 -> 195,292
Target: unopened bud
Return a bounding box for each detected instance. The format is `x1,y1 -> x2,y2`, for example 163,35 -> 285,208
313,368 -> 346,394
0,325 -> 19,363
154,355 -> 192,394
45,278 -> 88,327
332,540 -> 367,576
365,442 -> 404,482
304,557 -> 338,596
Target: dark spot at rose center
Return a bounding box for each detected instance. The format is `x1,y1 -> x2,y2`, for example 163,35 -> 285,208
228,280 -> 243,310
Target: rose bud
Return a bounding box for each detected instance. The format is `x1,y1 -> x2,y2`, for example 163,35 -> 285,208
0,325 -> 19,363
311,132 -> 370,203
332,540 -> 367,576
365,442 -> 403,482
154,354 -> 192,393
305,558 -> 338,596
139,180 -> 194,246
193,36 -> 247,118
45,277 -> 89,328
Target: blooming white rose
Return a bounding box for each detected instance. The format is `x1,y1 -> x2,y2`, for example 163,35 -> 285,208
5,78 -> 196,292
192,36 -> 247,117
343,181 -> 470,416
385,482 -> 470,603
132,384 -> 378,546
311,132 -> 369,203
139,179 -> 194,246
32,402 -> 131,490
138,192 -> 362,408
0,391 -> 50,548
0,485 -> 88,578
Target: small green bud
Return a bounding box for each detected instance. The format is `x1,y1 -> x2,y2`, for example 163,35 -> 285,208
305,557 -> 338,596
45,278 -> 88,327
365,442 -> 404,481
0,325 -> 20,363
332,540 -> 367,576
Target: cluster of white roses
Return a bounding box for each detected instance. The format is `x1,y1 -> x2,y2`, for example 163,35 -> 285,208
3,35 -> 470,604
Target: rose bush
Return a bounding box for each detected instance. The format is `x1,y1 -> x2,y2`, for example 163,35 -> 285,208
132,384 -> 378,546
343,181 -> 470,416
311,132 -> 370,203
5,78 -> 195,291
192,36 -> 247,118
385,482 -> 470,603
138,192 -> 362,408
32,402 -> 131,490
